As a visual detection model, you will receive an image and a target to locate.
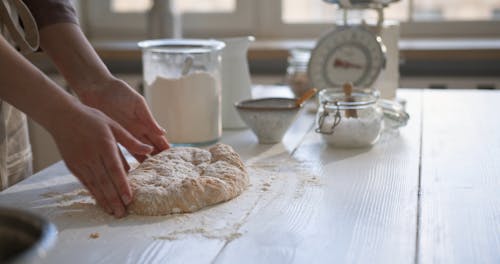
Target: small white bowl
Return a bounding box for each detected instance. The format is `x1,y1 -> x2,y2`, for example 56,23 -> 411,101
235,98 -> 302,144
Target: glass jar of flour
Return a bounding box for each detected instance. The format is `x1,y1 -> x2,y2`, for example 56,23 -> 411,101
139,39 -> 225,146
315,89 -> 384,148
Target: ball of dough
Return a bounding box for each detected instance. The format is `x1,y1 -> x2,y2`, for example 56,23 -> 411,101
127,143 -> 248,216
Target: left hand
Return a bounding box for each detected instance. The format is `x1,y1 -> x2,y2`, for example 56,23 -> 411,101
76,77 -> 170,162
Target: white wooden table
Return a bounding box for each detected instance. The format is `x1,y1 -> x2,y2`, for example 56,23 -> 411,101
1,89 -> 499,264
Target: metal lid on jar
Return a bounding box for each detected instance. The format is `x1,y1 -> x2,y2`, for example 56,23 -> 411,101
319,88 -> 378,110
138,39 -> 225,54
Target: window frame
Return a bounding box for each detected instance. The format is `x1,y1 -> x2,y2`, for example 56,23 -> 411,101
257,0 -> 500,38
82,0 -> 256,39
81,0 -> 500,40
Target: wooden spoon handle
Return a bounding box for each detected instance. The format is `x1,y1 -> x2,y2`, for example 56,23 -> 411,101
295,88 -> 318,107
343,82 -> 358,118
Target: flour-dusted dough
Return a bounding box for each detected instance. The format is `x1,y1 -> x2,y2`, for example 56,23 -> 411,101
127,143 -> 248,216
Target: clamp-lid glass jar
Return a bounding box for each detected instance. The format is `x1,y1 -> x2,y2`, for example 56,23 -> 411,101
315,89 -> 383,148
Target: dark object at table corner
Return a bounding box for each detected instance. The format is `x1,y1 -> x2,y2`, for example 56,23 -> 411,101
0,206 -> 57,264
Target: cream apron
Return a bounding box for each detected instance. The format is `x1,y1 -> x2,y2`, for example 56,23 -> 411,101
0,0 -> 39,190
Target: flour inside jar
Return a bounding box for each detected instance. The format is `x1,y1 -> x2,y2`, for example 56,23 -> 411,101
145,72 -> 221,145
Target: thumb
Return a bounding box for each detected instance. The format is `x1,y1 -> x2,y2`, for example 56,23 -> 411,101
111,121 -> 153,155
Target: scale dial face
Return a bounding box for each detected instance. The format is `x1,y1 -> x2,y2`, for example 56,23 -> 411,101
308,27 -> 386,89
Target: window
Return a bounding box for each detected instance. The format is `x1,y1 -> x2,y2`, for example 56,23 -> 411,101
412,0 -> 500,21
282,0 -> 409,23
111,0 -> 235,13
84,0 -> 252,39
111,0 -> 152,13
282,0 -> 500,22
83,0 -> 500,39
277,0 -> 500,38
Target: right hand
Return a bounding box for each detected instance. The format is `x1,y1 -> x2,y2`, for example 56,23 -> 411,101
76,77 -> 169,162
47,103 -> 153,218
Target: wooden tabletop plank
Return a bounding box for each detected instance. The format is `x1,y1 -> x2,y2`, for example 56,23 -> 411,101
419,90 -> 500,264
214,90 -> 423,264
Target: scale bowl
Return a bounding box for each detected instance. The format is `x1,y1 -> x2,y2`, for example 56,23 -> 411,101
235,98 -> 302,144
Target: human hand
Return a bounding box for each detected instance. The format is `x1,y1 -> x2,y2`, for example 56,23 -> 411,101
37,24 -> 168,161
76,77 -> 169,162
47,103 -> 153,218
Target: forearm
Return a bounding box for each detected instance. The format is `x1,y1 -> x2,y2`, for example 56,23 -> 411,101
38,23 -> 113,95
0,36 -> 80,131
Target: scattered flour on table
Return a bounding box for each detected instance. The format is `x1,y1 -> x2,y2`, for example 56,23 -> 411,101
153,228 -> 242,241
35,150 -> 322,242
40,188 -> 91,204
40,191 -> 61,198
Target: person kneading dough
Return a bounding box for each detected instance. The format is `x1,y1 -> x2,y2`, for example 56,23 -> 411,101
0,0 -> 169,218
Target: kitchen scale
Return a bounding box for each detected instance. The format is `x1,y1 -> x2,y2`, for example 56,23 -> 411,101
308,0 -> 399,90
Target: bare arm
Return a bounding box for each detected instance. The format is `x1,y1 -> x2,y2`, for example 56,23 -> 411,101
0,35 -> 153,217
0,36 -> 75,130
38,23 -> 169,159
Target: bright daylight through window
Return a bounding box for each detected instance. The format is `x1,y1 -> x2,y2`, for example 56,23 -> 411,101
102,0 -> 500,38
282,0 -> 500,22
113,0 -> 500,21
111,0 -> 235,13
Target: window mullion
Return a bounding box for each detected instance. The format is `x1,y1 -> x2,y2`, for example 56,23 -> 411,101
408,0 -> 414,22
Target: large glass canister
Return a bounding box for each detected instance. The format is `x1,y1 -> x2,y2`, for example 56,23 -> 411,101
138,39 -> 225,146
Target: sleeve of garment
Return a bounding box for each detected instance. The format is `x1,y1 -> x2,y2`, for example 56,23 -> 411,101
22,0 -> 78,30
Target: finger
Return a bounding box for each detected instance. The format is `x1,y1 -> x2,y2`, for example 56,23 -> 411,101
111,121 -> 153,155
131,153 -> 147,163
81,165 -> 113,215
117,146 -> 130,172
144,133 -> 169,154
130,135 -> 154,163
67,164 -> 89,189
135,103 -> 164,135
93,160 -> 127,218
67,164 -> 107,212
100,153 -> 133,206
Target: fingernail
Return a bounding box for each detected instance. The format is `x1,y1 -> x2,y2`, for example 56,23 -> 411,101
143,144 -> 154,153
122,194 -> 132,205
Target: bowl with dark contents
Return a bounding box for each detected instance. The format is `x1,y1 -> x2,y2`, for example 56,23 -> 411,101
0,207 -> 57,263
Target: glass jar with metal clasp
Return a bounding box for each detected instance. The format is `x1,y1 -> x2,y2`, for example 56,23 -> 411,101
315,88 -> 409,148
315,89 -> 383,148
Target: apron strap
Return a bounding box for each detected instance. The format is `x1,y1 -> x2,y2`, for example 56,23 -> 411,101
0,0 -> 39,55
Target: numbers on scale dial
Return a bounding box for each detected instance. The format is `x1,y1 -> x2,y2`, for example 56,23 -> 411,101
308,27 -> 385,89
